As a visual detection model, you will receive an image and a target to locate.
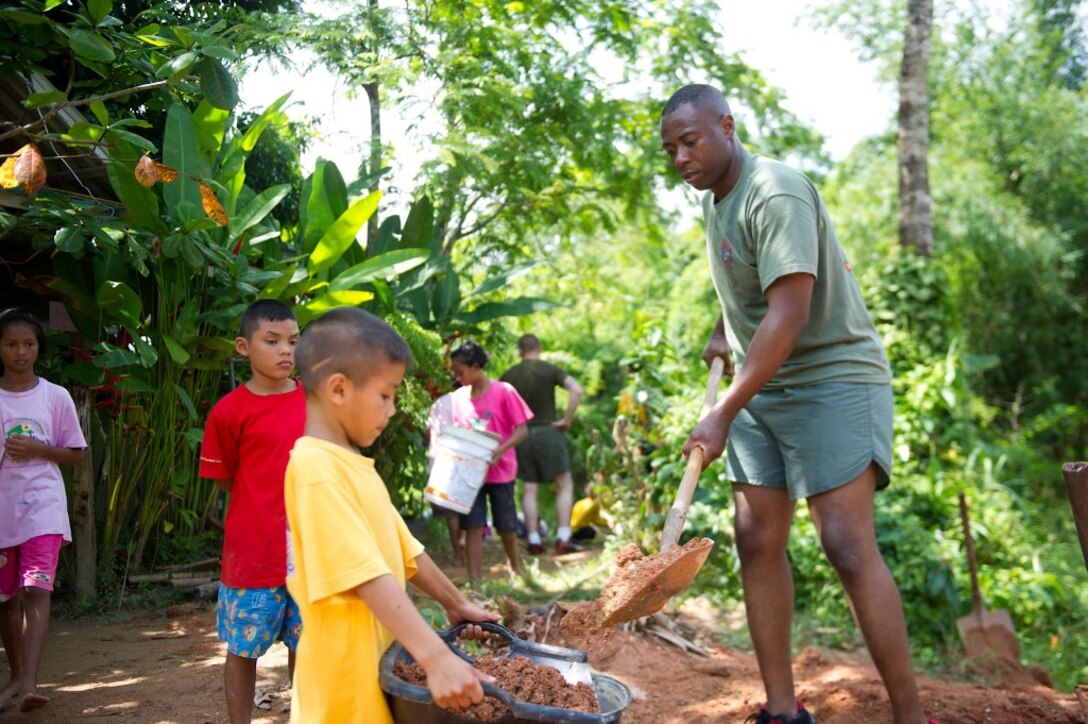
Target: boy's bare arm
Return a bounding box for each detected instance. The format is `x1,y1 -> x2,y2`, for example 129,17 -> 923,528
356,574 -> 493,710
411,553 -> 501,629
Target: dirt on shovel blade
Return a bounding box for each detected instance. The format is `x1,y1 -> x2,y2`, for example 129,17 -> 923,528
568,538 -> 714,631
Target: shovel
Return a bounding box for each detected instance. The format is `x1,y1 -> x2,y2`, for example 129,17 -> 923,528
956,492 -> 1020,662
595,357 -> 725,627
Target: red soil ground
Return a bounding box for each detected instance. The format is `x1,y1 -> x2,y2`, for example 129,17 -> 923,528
0,539 -> 1083,722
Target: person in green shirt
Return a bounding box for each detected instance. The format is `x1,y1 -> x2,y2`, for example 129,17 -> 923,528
500,334 -> 584,555
660,84 -> 935,724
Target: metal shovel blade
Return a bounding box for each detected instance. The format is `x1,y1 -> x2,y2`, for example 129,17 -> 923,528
956,493 -> 1020,663
597,538 -> 714,627
593,358 -> 724,628
957,607 -> 1020,663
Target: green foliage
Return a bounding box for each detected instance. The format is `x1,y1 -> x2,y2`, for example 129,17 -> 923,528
363,312 -> 446,513
24,90 -> 297,572
280,0 -> 825,268
2,2 -> 457,585
239,110 -> 310,225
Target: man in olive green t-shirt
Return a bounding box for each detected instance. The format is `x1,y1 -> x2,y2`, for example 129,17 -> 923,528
660,84 -> 934,724
500,334 -> 584,555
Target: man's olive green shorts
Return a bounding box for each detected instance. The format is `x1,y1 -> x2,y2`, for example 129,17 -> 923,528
725,382 -> 893,501
515,424 -> 571,483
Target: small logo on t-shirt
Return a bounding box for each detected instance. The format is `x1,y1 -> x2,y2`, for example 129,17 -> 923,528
470,412 -> 492,432
844,261 -> 853,272
719,237 -> 734,267
4,419 -> 41,464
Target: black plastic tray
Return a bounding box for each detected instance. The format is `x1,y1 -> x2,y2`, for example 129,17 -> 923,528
379,622 -> 631,723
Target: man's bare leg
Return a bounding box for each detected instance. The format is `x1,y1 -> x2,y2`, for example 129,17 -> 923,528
808,465 -> 927,724
734,483 -> 798,717
523,482 -> 541,540
554,471 -> 575,541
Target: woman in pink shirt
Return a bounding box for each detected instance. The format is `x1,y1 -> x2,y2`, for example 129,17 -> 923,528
0,309 -> 87,714
448,341 -> 532,582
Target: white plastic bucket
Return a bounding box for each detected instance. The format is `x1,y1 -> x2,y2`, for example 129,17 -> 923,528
425,426 -> 502,514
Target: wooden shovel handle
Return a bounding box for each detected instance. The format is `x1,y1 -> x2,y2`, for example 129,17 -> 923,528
661,357 -> 726,551
958,492 -> 985,614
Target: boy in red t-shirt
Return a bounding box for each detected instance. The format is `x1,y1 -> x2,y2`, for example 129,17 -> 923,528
199,300 -> 305,724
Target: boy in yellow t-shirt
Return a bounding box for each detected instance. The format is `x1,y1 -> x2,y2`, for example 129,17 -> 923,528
285,307 -> 499,723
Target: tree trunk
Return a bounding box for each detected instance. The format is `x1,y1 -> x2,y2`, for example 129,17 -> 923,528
364,0 -> 381,246
365,80 -> 381,245
898,0 -> 934,256
71,386 -> 96,600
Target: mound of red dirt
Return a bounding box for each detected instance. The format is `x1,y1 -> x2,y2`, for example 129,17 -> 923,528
483,596 -> 1082,724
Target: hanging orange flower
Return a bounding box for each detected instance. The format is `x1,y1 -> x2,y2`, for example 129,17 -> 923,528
154,162 -> 178,182
134,156 -> 180,186
199,182 -> 228,226
0,146 -> 24,189
1,144 -> 46,195
135,155 -> 158,187
13,143 -> 46,196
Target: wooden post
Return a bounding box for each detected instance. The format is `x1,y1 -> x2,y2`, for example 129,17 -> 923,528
71,386 -> 96,600
1062,462 -> 1088,574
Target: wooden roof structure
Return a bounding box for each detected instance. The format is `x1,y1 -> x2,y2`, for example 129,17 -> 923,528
0,71 -> 120,210
0,72 -> 122,316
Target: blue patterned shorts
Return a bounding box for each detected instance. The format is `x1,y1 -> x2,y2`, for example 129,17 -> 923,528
216,584 -> 302,658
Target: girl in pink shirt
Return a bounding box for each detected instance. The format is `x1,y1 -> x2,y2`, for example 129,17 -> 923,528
449,341 -> 532,582
0,309 -> 87,714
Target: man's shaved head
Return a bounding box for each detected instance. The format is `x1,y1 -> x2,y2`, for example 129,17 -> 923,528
660,84 -> 743,199
661,84 -> 731,120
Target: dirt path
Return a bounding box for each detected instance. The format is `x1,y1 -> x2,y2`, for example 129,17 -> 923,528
0,604 -> 290,723
1,540 -> 1083,722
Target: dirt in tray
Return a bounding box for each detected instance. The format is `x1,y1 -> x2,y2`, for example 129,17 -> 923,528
393,655 -> 599,721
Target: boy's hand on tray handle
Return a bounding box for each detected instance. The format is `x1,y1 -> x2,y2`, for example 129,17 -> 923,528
446,601 -> 501,639
427,649 -> 495,710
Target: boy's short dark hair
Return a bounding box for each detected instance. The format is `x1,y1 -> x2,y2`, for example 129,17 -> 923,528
240,300 -> 296,340
296,308 -> 413,393
0,308 -> 47,363
450,340 -> 488,369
